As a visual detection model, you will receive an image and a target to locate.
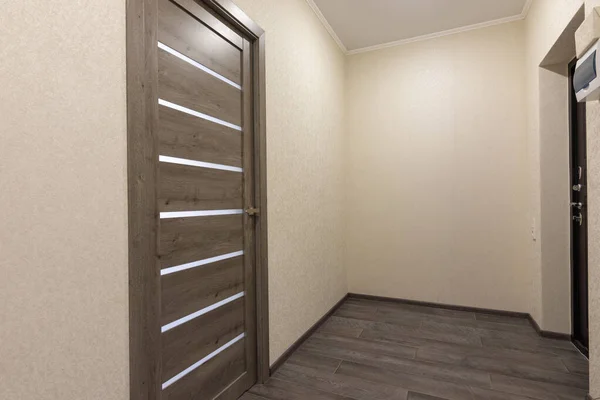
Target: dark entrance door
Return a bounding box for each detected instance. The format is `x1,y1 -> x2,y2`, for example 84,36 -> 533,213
569,59 -> 589,356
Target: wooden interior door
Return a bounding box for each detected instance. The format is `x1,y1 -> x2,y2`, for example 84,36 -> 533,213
128,0 -> 267,398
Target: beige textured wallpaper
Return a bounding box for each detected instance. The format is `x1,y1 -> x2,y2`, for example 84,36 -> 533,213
538,64 -> 574,334
0,0 -> 129,399
344,21 -> 531,313
231,0 -> 348,364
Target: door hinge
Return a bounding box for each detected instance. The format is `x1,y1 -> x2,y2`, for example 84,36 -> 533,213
245,207 -> 260,216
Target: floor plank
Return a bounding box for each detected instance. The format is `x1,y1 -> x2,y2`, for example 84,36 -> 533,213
310,331 -> 418,359
416,347 -> 588,389
413,313 -> 536,334
352,317 -> 484,346
489,373 -> 588,400
250,378 -> 355,400
336,361 -> 475,400
474,313 -> 531,326
561,355 -> 589,375
242,298 -> 589,400
407,392 -> 447,400
238,393 -> 269,400
286,350 -> 342,373
319,316 -> 366,338
302,335 -> 491,388
481,335 -> 582,358
469,386 -> 542,400
274,363 -> 408,400
345,298 -> 476,320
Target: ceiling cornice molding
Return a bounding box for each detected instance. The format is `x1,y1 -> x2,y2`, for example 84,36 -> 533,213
347,13 -> 526,55
303,0 -> 347,53
305,0 -> 533,56
522,0 -> 534,18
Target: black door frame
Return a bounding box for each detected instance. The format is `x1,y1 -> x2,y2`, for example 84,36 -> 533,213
568,58 -> 589,357
126,1 -> 270,398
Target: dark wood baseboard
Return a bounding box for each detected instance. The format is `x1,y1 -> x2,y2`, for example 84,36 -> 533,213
269,294 -> 348,375
348,293 -> 530,319
349,293 -> 573,342
573,338 -> 590,358
526,314 -> 572,341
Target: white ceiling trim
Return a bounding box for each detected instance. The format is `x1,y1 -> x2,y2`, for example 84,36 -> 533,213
304,0 -> 348,53
347,13 -> 526,55
522,0 -> 534,17
305,0 -> 533,56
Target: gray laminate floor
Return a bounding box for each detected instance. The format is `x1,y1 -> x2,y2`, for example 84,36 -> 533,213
242,297 -> 589,400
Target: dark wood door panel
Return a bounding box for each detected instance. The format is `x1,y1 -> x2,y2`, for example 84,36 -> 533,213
158,0 -> 241,85
129,0 -> 266,397
162,297 -> 245,381
217,373 -> 258,400
159,162 -> 243,212
159,214 -> 243,269
169,0 -> 244,50
158,49 -> 242,126
161,256 -> 244,325
162,339 -> 246,399
158,106 -> 242,167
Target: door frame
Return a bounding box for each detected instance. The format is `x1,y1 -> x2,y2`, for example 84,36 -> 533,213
567,58 -> 589,357
126,0 -> 269,398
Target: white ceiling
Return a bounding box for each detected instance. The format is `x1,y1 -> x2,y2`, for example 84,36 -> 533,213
309,0 -> 531,54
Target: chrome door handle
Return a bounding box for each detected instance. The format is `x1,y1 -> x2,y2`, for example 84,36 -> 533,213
573,213 -> 583,226
571,202 -> 583,210
573,184 -> 583,192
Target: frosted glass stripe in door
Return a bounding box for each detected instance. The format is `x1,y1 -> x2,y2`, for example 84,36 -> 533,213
161,292 -> 245,333
160,209 -> 244,219
161,250 -> 244,276
162,332 -> 245,389
159,155 -> 243,173
158,42 -> 242,90
159,99 -> 242,131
